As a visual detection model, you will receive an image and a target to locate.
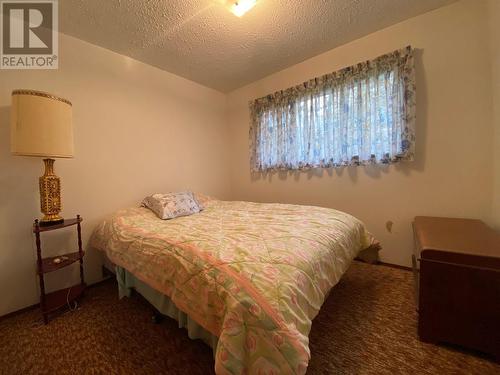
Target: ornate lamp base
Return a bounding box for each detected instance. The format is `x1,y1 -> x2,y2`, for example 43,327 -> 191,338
39,158 -> 64,227
40,215 -> 64,227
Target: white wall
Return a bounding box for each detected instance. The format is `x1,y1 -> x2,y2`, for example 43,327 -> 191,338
0,34 -> 231,316
226,0 -> 495,267
489,0 -> 500,229
1,0 -> 497,317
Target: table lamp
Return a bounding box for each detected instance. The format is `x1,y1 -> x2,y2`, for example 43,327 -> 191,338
10,89 -> 73,226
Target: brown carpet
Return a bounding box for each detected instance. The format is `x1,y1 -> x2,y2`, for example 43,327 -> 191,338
0,262 -> 498,375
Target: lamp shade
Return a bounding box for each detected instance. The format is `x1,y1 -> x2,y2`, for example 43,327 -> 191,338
11,89 -> 73,158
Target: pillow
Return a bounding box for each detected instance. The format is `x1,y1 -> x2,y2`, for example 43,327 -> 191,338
141,191 -> 202,220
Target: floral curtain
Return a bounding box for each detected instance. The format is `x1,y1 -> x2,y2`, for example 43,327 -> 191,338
249,46 -> 416,172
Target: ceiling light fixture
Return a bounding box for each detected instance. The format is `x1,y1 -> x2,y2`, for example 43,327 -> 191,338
230,0 -> 257,17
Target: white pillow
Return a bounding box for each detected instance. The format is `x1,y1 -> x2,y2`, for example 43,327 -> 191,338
141,191 -> 202,220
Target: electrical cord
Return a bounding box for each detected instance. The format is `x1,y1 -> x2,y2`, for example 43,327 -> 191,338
66,286 -> 79,311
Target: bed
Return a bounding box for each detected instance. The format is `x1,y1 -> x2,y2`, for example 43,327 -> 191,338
91,196 -> 378,374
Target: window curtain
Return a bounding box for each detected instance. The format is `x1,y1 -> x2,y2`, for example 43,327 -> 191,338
249,46 -> 416,172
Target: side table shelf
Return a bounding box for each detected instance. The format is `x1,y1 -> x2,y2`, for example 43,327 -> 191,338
33,215 -> 86,324
38,251 -> 85,274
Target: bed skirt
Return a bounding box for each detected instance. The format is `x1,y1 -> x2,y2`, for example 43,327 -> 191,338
115,266 -> 219,353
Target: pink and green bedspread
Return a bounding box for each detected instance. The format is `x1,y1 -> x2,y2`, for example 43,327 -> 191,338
91,199 -> 376,374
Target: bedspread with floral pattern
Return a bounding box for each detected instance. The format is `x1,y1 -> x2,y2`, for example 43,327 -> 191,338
91,200 -> 374,374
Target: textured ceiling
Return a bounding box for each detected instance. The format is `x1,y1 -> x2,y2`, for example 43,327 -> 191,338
60,0 -> 456,92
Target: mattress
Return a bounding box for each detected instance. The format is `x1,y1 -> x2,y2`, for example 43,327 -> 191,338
91,199 -> 376,374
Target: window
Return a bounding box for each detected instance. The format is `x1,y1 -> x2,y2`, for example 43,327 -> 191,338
249,47 -> 416,172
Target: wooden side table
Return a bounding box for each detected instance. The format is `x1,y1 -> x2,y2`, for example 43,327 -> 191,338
33,215 -> 86,324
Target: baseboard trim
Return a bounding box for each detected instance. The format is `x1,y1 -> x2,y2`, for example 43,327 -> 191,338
0,277 -> 114,321
0,302 -> 40,322
376,261 -> 412,271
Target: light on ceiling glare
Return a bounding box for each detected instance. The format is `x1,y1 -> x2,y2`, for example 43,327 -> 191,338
230,0 -> 257,17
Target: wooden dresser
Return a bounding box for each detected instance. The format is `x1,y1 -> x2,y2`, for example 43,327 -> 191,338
412,216 -> 500,360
